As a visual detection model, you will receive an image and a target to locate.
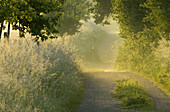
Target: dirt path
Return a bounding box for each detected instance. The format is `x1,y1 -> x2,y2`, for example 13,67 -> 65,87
78,72 -> 170,112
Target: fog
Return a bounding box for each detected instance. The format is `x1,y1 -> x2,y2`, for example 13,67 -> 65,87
66,18 -> 121,71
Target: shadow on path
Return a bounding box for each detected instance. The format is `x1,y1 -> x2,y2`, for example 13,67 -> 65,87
78,72 -> 170,112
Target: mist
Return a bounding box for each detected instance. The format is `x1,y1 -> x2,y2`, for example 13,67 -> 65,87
65,18 -> 121,71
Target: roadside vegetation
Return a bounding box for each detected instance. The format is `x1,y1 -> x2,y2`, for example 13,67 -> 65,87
112,0 -> 170,96
112,79 -> 155,111
114,37 -> 170,95
0,0 -> 169,111
0,38 -> 84,112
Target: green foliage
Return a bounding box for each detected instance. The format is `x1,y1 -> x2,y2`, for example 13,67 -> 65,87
112,79 -> 154,109
153,39 -> 170,91
66,21 -> 120,70
58,0 -> 92,36
112,0 -> 170,95
114,34 -> 170,94
67,23 -> 106,69
0,38 -> 84,112
112,0 -> 170,40
142,0 -> 170,40
112,0 -> 148,38
90,0 -> 113,25
0,0 -> 64,41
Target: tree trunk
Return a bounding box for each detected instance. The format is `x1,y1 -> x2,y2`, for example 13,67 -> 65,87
0,21 -> 4,40
7,22 -> 10,41
19,22 -> 21,37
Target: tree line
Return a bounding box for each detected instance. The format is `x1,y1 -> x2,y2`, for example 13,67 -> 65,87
112,0 -> 170,40
0,0 -> 65,41
1,0 -> 169,41
0,0 -> 97,41
112,0 -> 170,93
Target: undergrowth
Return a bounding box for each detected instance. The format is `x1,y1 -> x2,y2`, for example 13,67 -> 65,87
114,32 -> 170,96
0,38 -> 84,112
112,79 -> 155,111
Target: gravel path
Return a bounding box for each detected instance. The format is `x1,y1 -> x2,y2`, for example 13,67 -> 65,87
78,72 -> 170,112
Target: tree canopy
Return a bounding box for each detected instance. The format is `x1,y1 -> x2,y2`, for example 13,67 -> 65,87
57,0 -> 92,36
90,0 -> 113,25
112,0 -> 170,40
142,0 -> 170,40
112,0 -> 148,38
0,0 -> 64,41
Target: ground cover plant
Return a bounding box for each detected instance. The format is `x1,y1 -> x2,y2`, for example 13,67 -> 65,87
0,38 -> 84,112
112,79 -> 155,111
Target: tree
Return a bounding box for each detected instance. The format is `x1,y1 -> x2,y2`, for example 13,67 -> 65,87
142,0 -> 170,40
112,0 -> 148,38
0,22 -> 3,39
90,0 -> 113,25
112,0 -> 170,40
57,0 -> 92,36
0,0 -> 8,39
0,0 -> 64,41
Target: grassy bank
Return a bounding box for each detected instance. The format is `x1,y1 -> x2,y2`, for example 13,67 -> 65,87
112,79 -> 155,112
0,38 -> 84,112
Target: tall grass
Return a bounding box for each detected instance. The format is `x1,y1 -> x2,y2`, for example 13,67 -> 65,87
0,38 -> 84,112
114,31 -> 170,95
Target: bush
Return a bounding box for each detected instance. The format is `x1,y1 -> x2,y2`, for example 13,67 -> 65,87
112,79 -> 153,109
153,39 -> 170,92
114,30 -> 170,94
0,38 -> 84,112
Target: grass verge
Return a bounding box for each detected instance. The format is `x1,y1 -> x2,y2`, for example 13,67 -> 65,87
112,79 -> 156,112
0,38 -> 85,112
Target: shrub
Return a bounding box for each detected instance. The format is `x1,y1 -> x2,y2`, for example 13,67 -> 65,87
0,38 -> 84,112
153,39 -> 170,91
114,31 -> 170,94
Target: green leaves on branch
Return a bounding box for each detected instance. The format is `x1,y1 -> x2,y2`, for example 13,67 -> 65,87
57,0 -> 92,36
90,0 -> 113,25
112,0 -> 170,40
112,0 -> 148,38
113,0 -> 170,96
0,0 -> 64,41
142,0 -> 170,40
